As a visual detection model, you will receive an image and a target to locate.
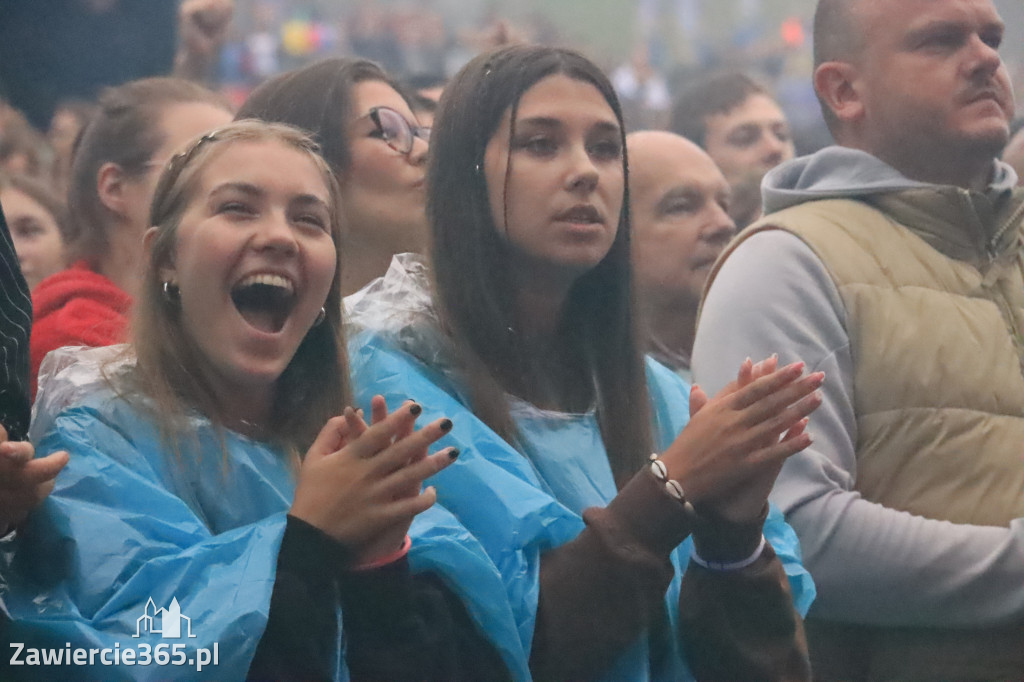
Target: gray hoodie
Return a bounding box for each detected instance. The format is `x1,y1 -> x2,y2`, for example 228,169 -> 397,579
691,146 -> 1024,627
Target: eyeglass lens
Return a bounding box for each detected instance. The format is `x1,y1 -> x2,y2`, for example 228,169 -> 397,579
370,107 -> 429,154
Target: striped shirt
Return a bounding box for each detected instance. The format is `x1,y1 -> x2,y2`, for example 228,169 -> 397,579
0,201 -> 32,441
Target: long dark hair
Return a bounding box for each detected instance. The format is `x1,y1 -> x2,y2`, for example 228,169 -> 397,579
428,45 -> 652,486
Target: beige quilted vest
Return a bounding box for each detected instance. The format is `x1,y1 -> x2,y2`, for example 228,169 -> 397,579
714,190 -> 1024,679
728,192 -> 1024,525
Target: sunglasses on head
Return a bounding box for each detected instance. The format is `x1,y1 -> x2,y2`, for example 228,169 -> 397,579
367,106 -> 431,155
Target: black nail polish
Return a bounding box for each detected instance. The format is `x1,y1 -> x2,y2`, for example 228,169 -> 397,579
440,418 -> 453,432
409,403 -> 422,416
448,447 -> 460,460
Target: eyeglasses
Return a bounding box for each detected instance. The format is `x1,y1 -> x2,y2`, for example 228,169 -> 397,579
366,106 -> 430,155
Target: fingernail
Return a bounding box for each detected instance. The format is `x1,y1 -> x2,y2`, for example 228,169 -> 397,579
448,447 -> 460,460
355,408 -> 365,418
771,353 -> 779,361
439,418 -> 453,432
409,403 -> 422,416
344,406 -> 355,417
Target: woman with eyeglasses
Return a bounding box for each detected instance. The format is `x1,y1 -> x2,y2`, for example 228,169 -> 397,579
237,58 -> 431,296
346,45 -> 818,680
29,77 -> 231,398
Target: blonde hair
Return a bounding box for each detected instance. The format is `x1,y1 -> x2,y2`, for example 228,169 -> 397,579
128,119 -> 351,458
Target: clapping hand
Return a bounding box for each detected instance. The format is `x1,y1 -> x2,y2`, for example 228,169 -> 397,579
661,356 -> 822,524
291,397 -> 458,565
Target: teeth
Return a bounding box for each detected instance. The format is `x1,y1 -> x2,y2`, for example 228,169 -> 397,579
235,273 -> 294,293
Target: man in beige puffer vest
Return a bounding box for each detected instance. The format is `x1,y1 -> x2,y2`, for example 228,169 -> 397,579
692,0 -> 1024,679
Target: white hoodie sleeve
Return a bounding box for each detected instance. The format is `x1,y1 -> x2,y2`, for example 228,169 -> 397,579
692,229 -> 1024,627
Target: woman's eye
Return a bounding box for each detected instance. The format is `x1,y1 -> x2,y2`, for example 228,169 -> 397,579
519,136 -> 557,155
297,214 -> 328,231
219,201 -> 254,216
589,139 -> 622,161
13,220 -> 44,238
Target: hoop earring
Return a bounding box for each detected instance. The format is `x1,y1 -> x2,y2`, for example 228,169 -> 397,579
313,307 -> 326,327
162,281 -> 180,304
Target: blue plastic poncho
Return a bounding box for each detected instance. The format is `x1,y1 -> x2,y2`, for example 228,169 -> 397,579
1,346 -> 527,682
345,255 -> 817,682
0,346 -> 326,681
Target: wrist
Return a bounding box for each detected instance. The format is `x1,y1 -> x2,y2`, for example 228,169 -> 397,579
691,534 -> 766,571
601,462 -> 696,555
690,501 -> 768,565
351,535 -> 411,572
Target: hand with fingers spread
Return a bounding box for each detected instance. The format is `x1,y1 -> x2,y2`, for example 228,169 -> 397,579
660,355 -> 823,524
290,397 -> 458,565
0,424 -> 69,534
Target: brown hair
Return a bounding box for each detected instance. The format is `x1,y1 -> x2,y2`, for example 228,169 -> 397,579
236,57 -> 409,176
428,45 -> 652,486
130,120 -> 350,458
0,172 -> 71,243
669,71 -> 772,148
66,77 -> 229,265
0,107 -> 48,179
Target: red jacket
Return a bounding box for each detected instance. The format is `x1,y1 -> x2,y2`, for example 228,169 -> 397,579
30,261 -> 131,399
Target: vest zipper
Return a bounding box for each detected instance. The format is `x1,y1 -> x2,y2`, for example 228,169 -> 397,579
960,189 -> 1024,366
989,195 -> 1024,262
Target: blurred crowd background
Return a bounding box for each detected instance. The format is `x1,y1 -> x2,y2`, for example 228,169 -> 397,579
217,0 -> 1024,152
2,0 -> 1024,188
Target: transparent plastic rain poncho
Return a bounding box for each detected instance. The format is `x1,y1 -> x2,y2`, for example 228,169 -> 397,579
344,254 -> 816,682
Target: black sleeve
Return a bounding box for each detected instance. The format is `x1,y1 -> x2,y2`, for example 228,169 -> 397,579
249,515 -> 510,682
247,515 -> 345,682
0,201 -> 32,441
337,558 -> 512,682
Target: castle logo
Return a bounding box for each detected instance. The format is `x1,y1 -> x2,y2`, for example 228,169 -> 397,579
134,597 -> 197,639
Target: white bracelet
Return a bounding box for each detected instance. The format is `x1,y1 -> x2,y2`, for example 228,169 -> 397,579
648,454 -> 696,518
690,534 -> 767,572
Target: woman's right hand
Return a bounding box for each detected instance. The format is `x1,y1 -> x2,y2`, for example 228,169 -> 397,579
290,399 -> 458,564
659,358 -> 823,524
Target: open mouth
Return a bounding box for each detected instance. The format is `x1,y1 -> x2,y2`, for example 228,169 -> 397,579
230,274 -> 295,334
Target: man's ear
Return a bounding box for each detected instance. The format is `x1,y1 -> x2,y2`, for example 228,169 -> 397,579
143,226 -> 176,284
814,61 -> 865,126
96,162 -> 130,217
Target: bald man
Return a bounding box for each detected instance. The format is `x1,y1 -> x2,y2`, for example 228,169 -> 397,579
628,131 -> 735,381
693,0 -> 1024,677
